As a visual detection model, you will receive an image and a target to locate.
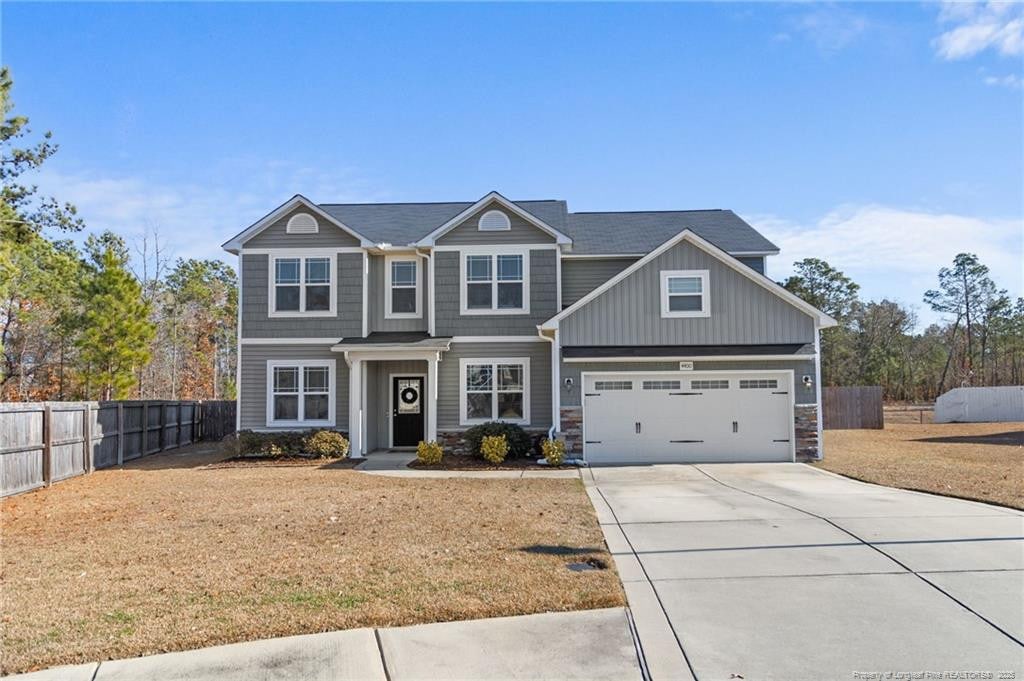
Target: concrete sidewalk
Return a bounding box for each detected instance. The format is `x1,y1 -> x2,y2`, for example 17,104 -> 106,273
355,451 -> 581,479
6,608 -> 641,681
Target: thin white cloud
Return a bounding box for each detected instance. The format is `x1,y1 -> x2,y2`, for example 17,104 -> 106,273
34,162 -> 387,264
791,5 -> 870,53
983,72 -> 1023,88
934,1 -> 1024,60
751,204 -> 1024,326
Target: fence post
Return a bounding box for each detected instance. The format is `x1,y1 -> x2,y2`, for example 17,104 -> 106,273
195,402 -> 201,442
42,404 -> 52,487
117,403 -> 125,465
142,403 -> 149,455
160,402 -> 168,451
83,404 -> 93,473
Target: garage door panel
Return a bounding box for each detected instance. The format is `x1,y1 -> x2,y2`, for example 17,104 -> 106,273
583,371 -> 795,464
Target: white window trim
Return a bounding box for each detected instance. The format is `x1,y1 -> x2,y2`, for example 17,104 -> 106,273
265,359 -> 336,427
478,209 -> 511,231
458,357 -> 531,426
384,254 -> 422,319
660,269 -> 710,319
458,248 -> 531,316
268,252 -> 338,318
286,212 -> 319,234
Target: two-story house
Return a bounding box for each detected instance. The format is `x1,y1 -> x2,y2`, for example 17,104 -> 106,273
222,191 -> 835,463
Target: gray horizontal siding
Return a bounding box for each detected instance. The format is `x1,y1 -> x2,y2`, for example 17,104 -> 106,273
560,358 -> 818,407
365,360 -> 428,451
244,206 -> 361,248
368,255 -> 428,333
560,240 -> 815,346
736,256 -> 765,275
437,202 -> 556,245
434,249 -> 558,336
437,342 -> 552,431
561,258 -> 638,309
241,253 -> 363,339
239,345 -> 349,431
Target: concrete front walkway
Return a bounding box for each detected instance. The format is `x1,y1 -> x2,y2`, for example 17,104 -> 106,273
356,451 -> 580,479
6,608 -> 641,681
586,463 -> 1024,681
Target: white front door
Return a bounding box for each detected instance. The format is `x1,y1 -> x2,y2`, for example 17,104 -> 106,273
583,371 -> 795,464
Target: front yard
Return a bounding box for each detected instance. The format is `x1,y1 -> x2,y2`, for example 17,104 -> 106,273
0,444 -> 623,674
818,422 -> 1024,509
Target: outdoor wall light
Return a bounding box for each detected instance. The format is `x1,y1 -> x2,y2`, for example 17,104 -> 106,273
563,377 -> 575,392
802,375 -> 813,388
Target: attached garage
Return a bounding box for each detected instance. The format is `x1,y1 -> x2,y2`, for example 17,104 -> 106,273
582,370 -> 795,464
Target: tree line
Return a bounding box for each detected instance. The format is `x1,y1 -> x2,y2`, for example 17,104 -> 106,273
1,68 -> 236,402
783,256 -> 1023,402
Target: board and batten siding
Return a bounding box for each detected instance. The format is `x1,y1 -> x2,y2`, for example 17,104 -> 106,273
364,360 -> 429,451
241,253 -> 363,339
436,202 -> 556,245
436,342 -> 552,431
433,249 -> 558,336
239,345 -> 349,430
244,206 -> 361,249
560,358 -> 818,407
559,240 -> 815,346
561,258 -> 639,309
368,254 -> 429,333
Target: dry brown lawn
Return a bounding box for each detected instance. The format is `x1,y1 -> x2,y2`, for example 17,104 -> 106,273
817,422 -> 1024,510
0,445 -> 623,674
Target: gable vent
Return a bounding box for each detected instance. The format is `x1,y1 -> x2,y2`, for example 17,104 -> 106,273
478,209 -> 511,232
286,213 -> 318,234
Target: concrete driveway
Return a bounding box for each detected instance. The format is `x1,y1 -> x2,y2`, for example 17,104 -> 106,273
586,463 -> 1024,681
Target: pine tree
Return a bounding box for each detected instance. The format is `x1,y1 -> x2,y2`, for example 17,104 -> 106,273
76,234 -> 155,400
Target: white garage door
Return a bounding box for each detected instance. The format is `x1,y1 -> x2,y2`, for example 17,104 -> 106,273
583,371 -> 794,464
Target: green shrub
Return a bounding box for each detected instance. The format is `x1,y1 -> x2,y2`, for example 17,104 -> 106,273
416,440 -> 444,465
464,422 -> 531,458
304,430 -> 350,458
480,435 -> 509,464
541,438 -> 566,466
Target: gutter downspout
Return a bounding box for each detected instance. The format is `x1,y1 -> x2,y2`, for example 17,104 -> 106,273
538,326 -> 560,440
416,248 -> 435,337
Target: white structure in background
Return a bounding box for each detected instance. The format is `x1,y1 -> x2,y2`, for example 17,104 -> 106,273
934,386 -> 1024,423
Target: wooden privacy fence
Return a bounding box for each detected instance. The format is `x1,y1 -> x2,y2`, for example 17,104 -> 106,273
823,386 -> 884,430
0,400 -> 236,497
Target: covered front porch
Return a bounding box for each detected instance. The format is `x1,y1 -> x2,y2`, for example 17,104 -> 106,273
333,333 -> 452,456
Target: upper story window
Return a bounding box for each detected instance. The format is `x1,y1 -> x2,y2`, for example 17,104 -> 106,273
478,209 -> 511,231
461,250 -> 529,315
385,255 -> 421,319
660,269 -> 710,318
286,212 -> 318,234
270,253 -> 336,317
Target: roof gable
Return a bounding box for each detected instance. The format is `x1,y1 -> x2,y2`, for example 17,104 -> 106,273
542,229 -> 837,330
414,191 -> 572,247
222,195 -> 371,253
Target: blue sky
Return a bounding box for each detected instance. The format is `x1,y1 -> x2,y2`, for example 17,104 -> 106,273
4,2 -> 1022,326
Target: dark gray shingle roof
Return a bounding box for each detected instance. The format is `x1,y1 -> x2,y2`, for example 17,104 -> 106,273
564,210 -> 778,255
316,200 -> 776,256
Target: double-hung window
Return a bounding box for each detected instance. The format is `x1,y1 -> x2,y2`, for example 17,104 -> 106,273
460,358 -> 530,425
461,251 -> 528,314
660,270 -> 710,318
385,256 -> 420,318
270,253 -> 336,316
266,360 -> 335,426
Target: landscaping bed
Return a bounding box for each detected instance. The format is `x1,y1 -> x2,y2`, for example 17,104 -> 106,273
817,422 -> 1024,510
208,456 -> 363,469
0,443 -> 623,674
408,454 -> 573,470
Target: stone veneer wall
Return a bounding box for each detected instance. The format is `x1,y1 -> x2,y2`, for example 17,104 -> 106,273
437,430 -> 551,456
560,404 -> 820,461
793,404 -> 820,462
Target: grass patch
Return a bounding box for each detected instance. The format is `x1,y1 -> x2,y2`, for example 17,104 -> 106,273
816,422 -> 1024,510
0,443 -> 623,674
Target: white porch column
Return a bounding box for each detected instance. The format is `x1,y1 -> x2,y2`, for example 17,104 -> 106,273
426,352 -> 439,443
348,358 -> 363,455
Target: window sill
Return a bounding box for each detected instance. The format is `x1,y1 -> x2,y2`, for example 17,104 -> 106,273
459,418 -> 530,427
459,308 -> 531,316
268,310 -> 337,318
661,311 -> 711,319
384,312 -> 422,320
265,419 -> 336,428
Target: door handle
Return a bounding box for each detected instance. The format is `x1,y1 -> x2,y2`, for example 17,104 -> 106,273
635,422 -> 641,434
